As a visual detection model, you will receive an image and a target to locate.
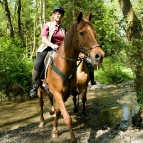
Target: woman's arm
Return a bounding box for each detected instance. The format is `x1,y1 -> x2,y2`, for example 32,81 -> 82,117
42,36 -> 58,50
41,24 -> 59,50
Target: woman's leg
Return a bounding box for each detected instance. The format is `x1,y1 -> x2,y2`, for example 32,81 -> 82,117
30,50 -> 48,98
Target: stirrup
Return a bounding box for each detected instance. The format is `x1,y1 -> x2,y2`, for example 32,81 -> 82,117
30,89 -> 37,98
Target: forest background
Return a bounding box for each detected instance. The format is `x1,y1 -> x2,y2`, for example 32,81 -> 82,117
0,0 -> 143,105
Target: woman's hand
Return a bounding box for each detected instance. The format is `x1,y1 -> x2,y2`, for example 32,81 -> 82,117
42,36 -> 59,50
51,44 -> 59,50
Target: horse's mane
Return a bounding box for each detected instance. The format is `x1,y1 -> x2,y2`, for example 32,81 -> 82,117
64,18 -> 92,50
64,23 -> 77,50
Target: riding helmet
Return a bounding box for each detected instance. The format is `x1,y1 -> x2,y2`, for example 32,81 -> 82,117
52,6 -> 65,16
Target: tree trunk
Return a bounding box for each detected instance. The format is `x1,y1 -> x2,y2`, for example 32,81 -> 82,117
43,0 -> 46,24
17,0 -> 22,39
32,0 -> 39,58
119,0 -> 143,103
40,0 -> 43,29
1,0 -> 14,37
32,0 -> 37,57
72,0 -> 75,24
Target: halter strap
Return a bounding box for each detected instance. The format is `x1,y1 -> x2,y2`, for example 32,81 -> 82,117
80,44 -> 100,52
78,40 -> 100,56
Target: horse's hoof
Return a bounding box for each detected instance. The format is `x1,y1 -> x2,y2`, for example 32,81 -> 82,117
39,122 -> 44,128
52,130 -> 58,138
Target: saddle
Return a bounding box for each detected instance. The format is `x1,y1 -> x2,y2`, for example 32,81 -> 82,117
39,51 -> 55,98
39,50 -> 79,99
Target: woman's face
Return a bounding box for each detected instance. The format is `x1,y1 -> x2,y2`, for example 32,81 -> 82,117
53,11 -> 63,23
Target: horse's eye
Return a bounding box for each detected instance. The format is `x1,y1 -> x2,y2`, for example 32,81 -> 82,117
80,32 -> 84,36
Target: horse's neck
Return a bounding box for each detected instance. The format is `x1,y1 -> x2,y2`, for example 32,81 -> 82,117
52,31 -> 81,74
53,46 -> 79,74
60,27 -> 81,59
60,42 -> 80,59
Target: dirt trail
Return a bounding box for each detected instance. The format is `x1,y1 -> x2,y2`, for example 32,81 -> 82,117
0,85 -> 143,143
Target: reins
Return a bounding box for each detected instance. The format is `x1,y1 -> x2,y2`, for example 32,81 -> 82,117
53,41 -> 100,62
53,49 -> 79,62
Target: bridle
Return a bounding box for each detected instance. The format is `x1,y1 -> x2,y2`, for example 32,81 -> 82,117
79,42 -> 100,56
54,38 -> 100,62
53,22 -> 100,61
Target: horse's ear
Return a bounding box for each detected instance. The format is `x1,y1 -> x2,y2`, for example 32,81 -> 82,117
86,12 -> 92,21
77,12 -> 83,24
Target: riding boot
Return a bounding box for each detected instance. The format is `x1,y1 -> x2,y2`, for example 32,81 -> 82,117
30,70 -> 40,98
90,71 -> 96,85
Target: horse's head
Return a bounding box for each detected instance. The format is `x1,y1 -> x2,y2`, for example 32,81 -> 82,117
76,12 -> 105,66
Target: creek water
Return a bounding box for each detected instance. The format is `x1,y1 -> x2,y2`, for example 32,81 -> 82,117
0,82 -> 140,134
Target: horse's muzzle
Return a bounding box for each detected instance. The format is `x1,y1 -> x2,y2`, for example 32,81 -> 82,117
94,53 -> 103,64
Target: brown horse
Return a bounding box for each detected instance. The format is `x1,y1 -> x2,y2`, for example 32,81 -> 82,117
71,52 -> 99,116
37,12 -> 105,143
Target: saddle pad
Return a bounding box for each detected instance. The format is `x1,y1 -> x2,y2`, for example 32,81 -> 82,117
44,51 -> 56,79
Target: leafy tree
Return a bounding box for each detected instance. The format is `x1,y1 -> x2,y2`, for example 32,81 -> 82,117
118,0 -> 143,103
0,0 -> 14,37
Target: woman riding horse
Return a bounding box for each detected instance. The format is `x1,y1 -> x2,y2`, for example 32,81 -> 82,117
30,6 -> 96,98
30,6 -> 66,98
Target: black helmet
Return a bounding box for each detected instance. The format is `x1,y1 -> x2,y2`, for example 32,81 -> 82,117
52,6 -> 65,16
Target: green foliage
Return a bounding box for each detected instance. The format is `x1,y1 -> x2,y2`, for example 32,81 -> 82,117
59,0 -> 104,28
0,36 -> 33,93
94,4 -> 123,56
0,0 -> 142,103
95,57 -> 134,84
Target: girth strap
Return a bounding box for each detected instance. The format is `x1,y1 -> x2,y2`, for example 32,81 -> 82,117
48,55 -> 83,100
49,56 -> 68,80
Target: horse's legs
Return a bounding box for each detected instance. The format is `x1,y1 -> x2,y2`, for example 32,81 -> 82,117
73,96 -> 78,113
72,87 -> 79,113
81,88 -> 87,116
52,108 -> 61,138
48,95 -> 55,115
54,95 -> 77,143
38,90 -> 45,128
